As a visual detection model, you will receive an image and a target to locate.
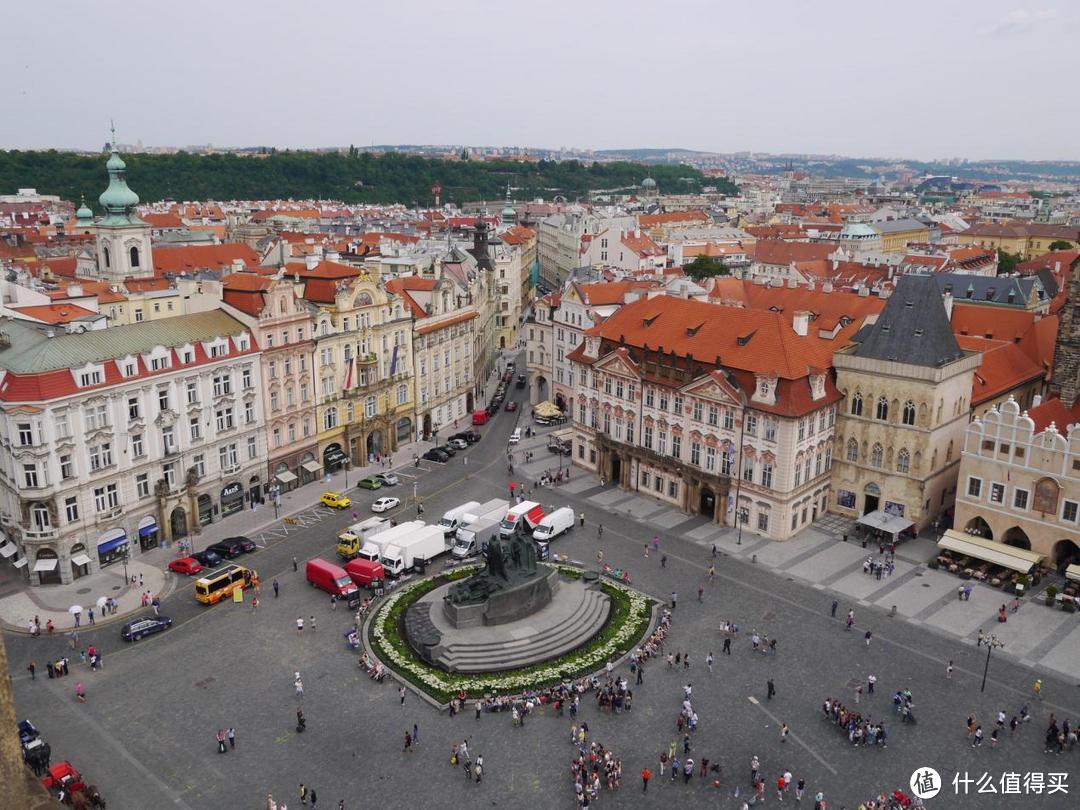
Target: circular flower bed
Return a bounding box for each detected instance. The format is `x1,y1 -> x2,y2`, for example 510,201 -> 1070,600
368,563 -> 655,704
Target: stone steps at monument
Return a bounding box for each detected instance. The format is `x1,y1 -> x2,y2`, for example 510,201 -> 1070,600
436,589 -> 611,672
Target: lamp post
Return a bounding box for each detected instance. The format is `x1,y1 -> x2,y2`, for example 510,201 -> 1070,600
343,457 -> 352,490
121,546 -> 130,589
980,633 -> 1005,693
736,507 -> 749,545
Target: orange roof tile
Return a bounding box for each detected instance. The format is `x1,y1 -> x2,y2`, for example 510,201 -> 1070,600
957,336 -> 1044,405
752,240 -> 836,266
416,310 -> 477,335
10,304 -> 98,324
152,244 -> 260,275
639,210 -> 710,227
1025,396 -> 1080,433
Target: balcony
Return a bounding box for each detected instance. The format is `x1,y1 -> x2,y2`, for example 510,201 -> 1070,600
95,506 -> 123,524
21,525 -> 58,541
356,353 -> 378,365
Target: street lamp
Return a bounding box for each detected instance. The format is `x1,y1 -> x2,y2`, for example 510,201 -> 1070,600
736,507 -> 749,545
980,633 -> 1005,693
344,457 -> 352,490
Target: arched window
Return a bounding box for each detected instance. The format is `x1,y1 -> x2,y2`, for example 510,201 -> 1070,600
103,245 -> 111,268
850,392 -> 863,416
876,396 -> 889,421
902,400 -> 916,425
846,438 -> 858,462
896,448 -> 910,473
129,246 -> 140,268
870,443 -> 883,468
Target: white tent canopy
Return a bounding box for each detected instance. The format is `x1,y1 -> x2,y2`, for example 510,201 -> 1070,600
937,530 -> 1043,573
856,509 -> 914,537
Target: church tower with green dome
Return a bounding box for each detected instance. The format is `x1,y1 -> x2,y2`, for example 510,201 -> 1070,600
94,130 -> 154,281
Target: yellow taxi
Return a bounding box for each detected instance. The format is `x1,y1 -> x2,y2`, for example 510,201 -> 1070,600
320,491 -> 351,509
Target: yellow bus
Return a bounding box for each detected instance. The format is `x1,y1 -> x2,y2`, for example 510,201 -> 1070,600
194,564 -> 256,605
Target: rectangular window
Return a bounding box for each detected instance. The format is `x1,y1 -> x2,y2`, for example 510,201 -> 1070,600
1063,501 -> 1079,522
723,410 -> 734,430
213,374 -> 232,397
186,381 -> 199,405
659,393 -> 669,412
162,427 -> 175,454
671,434 -> 681,460
794,465 -> 802,487
673,395 -> 683,415
657,431 -> 667,455
705,446 -> 717,471
84,403 -> 109,431
615,379 -> 624,399
1013,489 -> 1029,510
742,459 -> 754,482
60,454 -> 74,480
55,413 -> 70,439
627,384 -> 636,402
216,407 -> 234,432
131,433 -> 144,457
157,387 -> 170,412
127,398 -> 140,420
692,402 -> 703,422
721,449 -> 733,476
765,420 -> 777,442
654,475 -> 663,493
643,426 -> 653,450
757,512 -> 769,532
707,405 -> 718,426
798,420 -> 805,441
761,463 -> 773,488
604,377 -> 612,395
603,413 -> 611,434
136,473 -> 150,498
645,388 -> 655,407
190,417 -> 201,441
690,442 -> 701,466
967,477 -> 982,498
579,403 -> 587,423
989,482 -> 1005,504
668,479 -> 678,498
248,435 -> 257,460
64,496 -> 79,523
745,414 -> 758,436
22,463 -> 39,488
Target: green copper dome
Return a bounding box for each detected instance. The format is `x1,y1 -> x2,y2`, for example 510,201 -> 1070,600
98,147 -> 141,221
75,195 -> 93,222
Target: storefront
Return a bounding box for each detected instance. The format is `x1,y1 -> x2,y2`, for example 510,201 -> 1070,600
33,549 -> 61,586
396,417 -> 412,444
322,443 -> 347,474
197,494 -> 213,526
275,463 -> 298,493
137,515 -> 160,552
220,482 -> 244,518
248,475 -> 262,505
300,455 -> 321,486
96,528 -> 128,568
69,543 -> 92,580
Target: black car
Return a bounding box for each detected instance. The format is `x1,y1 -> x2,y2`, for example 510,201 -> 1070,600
486,403 -> 498,416
516,374 -> 526,389
423,448 -> 449,463
437,444 -> 457,456
222,535 -> 256,553
191,549 -> 224,568
121,615 -> 172,642
451,430 -> 481,444
207,540 -> 244,559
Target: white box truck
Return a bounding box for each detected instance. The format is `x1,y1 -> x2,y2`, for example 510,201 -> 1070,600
381,524 -> 447,576
452,517 -> 502,559
499,500 -> 546,538
354,520 -> 425,563
438,500 -> 482,537
336,516 -> 392,560
532,507 -> 576,542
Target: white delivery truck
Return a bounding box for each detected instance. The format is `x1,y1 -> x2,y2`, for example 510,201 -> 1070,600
354,520 -> 425,563
499,500 -> 546,538
438,500 -> 482,537
381,524 -> 447,576
532,507 -> 576,542
452,517 -> 502,559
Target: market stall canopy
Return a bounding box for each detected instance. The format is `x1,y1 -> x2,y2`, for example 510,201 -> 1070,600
534,401 -> 562,418
856,509 -> 913,536
937,530 -> 1043,573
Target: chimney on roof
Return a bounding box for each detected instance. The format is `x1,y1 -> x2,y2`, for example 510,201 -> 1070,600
67,283 -> 83,297
943,291 -> 953,321
822,280 -> 833,293
231,259 -> 244,272
792,311 -> 810,337
326,250 -> 340,262
858,286 -> 870,298
787,277 -> 798,289
635,228 -> 641,239
305,254 -> 319,271
1032,393 -> 1043,408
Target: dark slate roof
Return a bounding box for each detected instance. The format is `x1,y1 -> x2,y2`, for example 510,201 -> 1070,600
932,272 -> 1044,307
1034,267 -> 1060,300
850,274 -> 965,367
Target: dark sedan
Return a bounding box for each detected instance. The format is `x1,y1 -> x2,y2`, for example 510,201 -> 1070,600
423,449 -> 450,463
121,615 -> 173,642
191,549 -> 224,568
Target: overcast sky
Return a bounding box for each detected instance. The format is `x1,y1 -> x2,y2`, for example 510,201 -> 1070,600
1,0 -> 1076,161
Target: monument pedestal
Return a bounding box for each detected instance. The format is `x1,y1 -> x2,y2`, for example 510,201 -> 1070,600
443,567 -> 559,628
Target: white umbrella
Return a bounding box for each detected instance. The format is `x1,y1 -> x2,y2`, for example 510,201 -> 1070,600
68,605 -> 83,615
95,596 -> 109,609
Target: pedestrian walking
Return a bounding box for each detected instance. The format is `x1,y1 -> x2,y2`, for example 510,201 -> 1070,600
273,579 -> 280,598
330,594 -> 337,611
796,778 -> 805,802
864,629 -> 872,646
87,608 -> 94,625
293,556 -> 298,572
228,727 -> 236,748
671,591 -> 678,609
27,661 -> 35,680
1034,679 -> 1042,700
830,599 -> 838,618
641,767 -> 651,792
867,674 -> 876,695
597,524 -> 603,538
309,616 -> 316,633
413,723 -> 419,745
296,617 -> 304,634
299,784 -> 308,805
644,544 -> 649,558
661,554 -> 667,568
707,652 -> 714,673
697,585 -> 704,602
708,563 -> 715,582
723,637 -> 731,655
579,512 -> 585,527
767,678 -> 776,700
475,700 -> 482,720
403,731 -> 413,752
751,754 -> 760,785
947,660 -> 954,679
972,725 -> 984,747
216,729 -> 227,753
855,685 -> 862,704
251,596 -> 259,611
780,722 -> 790,743
400,685 -> 407,705
310,787 -> 317,809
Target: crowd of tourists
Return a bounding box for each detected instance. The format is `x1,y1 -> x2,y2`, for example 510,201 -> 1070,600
570,737 -> 622,807
821,697 -> 890,748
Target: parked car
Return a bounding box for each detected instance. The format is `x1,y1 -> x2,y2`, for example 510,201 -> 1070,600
486,404 -> 498,416
516,374 -> 526,389
121,615 -> 173,641
505,401 -> 518,412
207,539 -> 244,559
472,410 -> 490,425
451,430 -> 481,444
374,472 -> 400,486
191,549 -> 224,568
548,437 -> 572,455
509,428 -> 522,444
437,444 -> 457,456
321,491 -> 352,509
168,556 -> 203,576
423,448 -> 450,463
507,360 -> 515,370
222,535 -> 256,553
356,475 -> 383,491
448,438 -> 468,450
371,496 -> 401,513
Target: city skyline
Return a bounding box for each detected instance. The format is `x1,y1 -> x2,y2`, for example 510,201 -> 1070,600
2,0 -> 1077,161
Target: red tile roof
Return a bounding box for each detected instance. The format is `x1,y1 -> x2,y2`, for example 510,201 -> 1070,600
283,259 -> 360,280
751,240 -> 836,266
957,336 -> 1045,405
10,304 -> 98,324
152,244 -> 260,275
415,310 -> 477,335
1025,396 -> 1080,434
639,210 -> 710,227
142,212 -> 185,229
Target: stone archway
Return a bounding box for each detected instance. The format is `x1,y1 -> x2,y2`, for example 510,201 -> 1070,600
1052,539 -> 1080,570
1001,526 -> 1031,551
34,548 -> 60,586
367,429 -> 384,460
964,516 -> 992,540
608,453 -> 621,486
422,412 -> 433,438
699,486 -> 716,517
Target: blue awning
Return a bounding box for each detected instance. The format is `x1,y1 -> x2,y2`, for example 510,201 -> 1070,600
97,531 -> 127,553
138,520 -> 158,538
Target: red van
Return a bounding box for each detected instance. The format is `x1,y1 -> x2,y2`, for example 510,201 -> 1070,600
306,558 -> 360,604
345,558 -> 386,588
472,410 -> 489,426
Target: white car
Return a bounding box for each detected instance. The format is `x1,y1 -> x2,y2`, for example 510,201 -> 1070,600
508,428 -> 522,444
448,438 -> 468,450
375,472 -> 399,486
371,496 -> 401,513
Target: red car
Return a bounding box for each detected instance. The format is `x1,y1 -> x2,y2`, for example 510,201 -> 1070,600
41,761 -> 86,795
168,556 -> 203,576
505,401 -> 519,412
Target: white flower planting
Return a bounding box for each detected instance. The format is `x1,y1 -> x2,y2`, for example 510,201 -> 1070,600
368,567 -> 655,699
